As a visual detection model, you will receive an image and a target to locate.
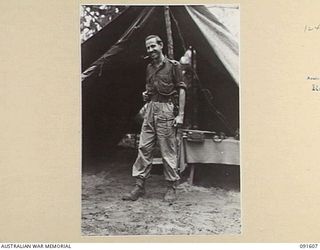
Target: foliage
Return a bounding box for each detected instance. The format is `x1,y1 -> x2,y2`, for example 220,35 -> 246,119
80,5 -> 126,43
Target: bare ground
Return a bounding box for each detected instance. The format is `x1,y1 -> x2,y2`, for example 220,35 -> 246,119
82,148 -> 241,236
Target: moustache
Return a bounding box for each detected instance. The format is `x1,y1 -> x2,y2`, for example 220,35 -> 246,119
141,52 -> 157,60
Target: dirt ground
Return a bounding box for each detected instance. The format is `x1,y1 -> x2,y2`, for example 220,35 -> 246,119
82,147 -> 241,236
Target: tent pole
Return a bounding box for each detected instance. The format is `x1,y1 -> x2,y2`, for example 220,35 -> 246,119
164,6 -> 174,59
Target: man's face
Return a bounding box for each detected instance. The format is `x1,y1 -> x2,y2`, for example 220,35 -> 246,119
145,38 -> 163,60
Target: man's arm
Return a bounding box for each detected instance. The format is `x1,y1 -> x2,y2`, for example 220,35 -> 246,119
170,60 -> 187,127
174,88 -> 186,127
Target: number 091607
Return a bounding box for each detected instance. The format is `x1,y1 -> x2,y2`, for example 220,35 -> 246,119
300,244 -> 318,248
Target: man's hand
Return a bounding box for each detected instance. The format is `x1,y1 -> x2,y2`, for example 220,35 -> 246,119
174,114 -> 184,127
142,91 -> 149,102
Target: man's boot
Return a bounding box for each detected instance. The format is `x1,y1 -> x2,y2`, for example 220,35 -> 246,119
122,177 -> 145,201
163,181 -> 178,202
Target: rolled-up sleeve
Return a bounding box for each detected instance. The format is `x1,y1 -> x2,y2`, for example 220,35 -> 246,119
173,62 -> 187,90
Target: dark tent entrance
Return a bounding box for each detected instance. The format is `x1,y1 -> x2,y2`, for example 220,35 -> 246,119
81,5 -> 239,163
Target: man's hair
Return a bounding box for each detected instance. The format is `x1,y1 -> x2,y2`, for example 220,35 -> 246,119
145,35 -> 163,46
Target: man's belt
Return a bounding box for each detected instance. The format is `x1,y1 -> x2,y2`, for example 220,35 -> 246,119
150,94 -> 174,103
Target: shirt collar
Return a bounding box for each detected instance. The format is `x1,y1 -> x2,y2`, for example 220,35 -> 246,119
151,55 -> 168,68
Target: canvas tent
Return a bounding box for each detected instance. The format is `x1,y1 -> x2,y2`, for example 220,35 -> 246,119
82,6 -> 239,159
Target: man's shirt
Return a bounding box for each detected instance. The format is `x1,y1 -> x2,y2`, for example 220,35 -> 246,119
146,57 -> 186,98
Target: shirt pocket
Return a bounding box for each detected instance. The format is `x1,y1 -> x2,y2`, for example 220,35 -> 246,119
155,74 -> 174,95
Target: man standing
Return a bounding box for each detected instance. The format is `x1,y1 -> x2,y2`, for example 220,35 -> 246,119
122,35 -> 186,202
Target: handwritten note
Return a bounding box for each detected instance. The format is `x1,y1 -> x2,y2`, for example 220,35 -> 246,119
304,24 -> 320,32
306,76 -> 320,92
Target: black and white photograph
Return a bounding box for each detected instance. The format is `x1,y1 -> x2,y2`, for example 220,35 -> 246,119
81,5 -> 240,236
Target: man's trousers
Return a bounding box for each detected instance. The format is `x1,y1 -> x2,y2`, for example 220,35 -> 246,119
132,101 -> 180,181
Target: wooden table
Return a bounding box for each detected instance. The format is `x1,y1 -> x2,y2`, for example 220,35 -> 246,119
179,131 -> 240,185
